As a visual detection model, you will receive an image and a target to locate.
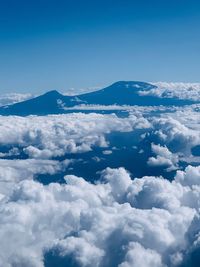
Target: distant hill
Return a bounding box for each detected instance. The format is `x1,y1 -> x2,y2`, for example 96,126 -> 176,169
0,81 -> 197,116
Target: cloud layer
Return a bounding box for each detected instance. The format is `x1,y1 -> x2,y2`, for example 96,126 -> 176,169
1,166 -> 200,267
139,82 -> 200,101
0,104 -> 200,266
0,113 -> 150,159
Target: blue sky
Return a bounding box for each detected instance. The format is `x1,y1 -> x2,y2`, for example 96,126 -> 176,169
0,0 -> 200,94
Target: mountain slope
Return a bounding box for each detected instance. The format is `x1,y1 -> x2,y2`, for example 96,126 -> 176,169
77,81 -> 196,106
0,90 -> 71,116
0,81 -> 197,116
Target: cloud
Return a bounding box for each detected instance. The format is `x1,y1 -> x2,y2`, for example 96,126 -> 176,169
175,165 -> 200,187
0,107 -> 199,170
62,86 -> 101,96
102,150 -> 112,155
147,143 -> 179,171
149,115 -> 200,162
0,158 -> 70,196
0,102 -> 200,266
118,242 -> 165,267
62,104 -> 158,111
139,82 -> 200,101
0,93 -> 34,107
1,166 -> 200,266
0,113 -> 151,159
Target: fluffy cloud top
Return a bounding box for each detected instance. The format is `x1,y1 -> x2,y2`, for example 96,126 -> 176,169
147,143 -> 179,171
0,158 -> 70,196
0,104 -> 200,266
150,115 -> 200,157
139,82 -> 200,101
0,113 -> 150,159
1,166 -> 200,267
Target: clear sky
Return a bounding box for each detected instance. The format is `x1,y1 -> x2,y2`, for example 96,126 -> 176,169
0,0 -> 200,94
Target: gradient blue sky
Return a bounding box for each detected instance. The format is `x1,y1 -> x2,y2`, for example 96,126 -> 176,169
0,0 -> 200,94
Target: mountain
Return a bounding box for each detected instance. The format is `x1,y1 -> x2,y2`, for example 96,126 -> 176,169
0,81 -> 197,116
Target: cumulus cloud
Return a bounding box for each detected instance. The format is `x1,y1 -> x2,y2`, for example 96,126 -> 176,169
1,166 -> 200,266
118,242 -> 165,267
149,114 -> 200,160
0,113 -> 151,159
102,150 -> 112,155
0,158 -> 71,196
139,82 -> 200,101
0,100 -> 200,267
147,143 -> 179,171
175,165 -> 200,187
127,107 -> 200,169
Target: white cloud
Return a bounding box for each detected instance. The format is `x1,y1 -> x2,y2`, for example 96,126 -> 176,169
0,158 -> 70,196
63,104 -> 155,111
0,93 -> 34,107
119,242 -> 165,267
0,99 -> 200,267
175,165 -> 200,187
62,86 -> 101,96
0,113 -> 151,159
102,150 -> 112,155
147,143 -> 179,171
0,166 -> 200,266
150,115 -> 200,159
139,82 -> 200,101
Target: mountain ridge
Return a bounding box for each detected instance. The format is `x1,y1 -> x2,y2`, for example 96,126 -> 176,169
0,81 -> 197,116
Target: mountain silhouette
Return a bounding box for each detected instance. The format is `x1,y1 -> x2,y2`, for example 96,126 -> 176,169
0,81 -> 196,116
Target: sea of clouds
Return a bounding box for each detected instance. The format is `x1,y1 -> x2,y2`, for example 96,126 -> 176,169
0,113 -> 150,158
1,91 -> 200,266
1,164 -> 200,266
